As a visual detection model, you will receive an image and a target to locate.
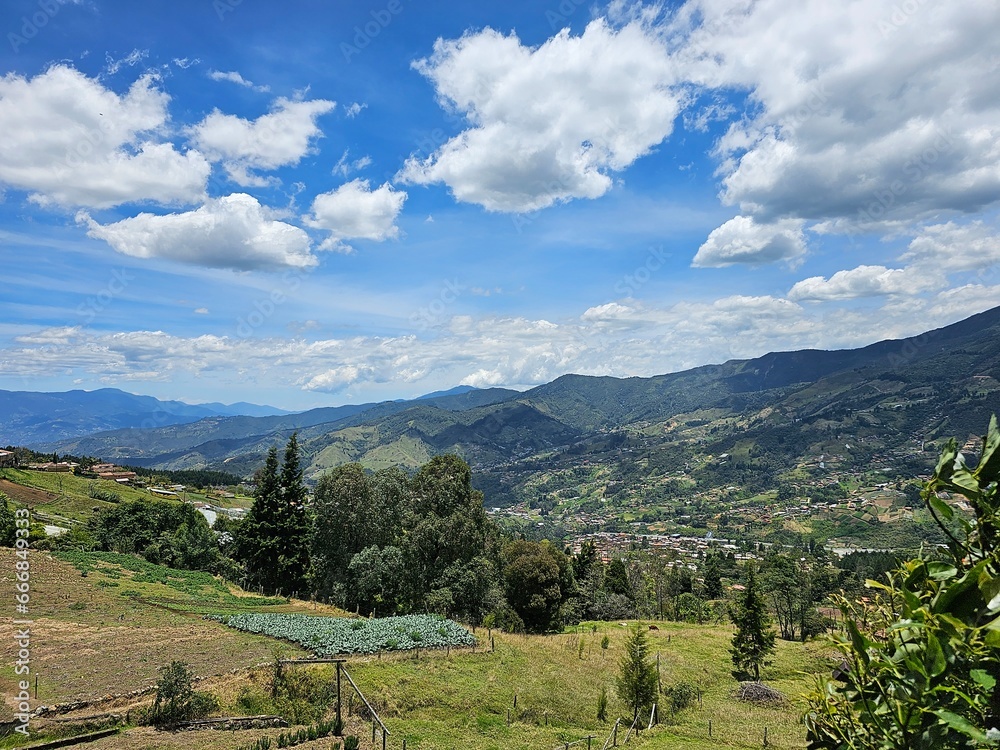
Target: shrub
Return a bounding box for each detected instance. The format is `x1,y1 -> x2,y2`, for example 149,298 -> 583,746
343,736 -> 360,750
663,681 -> 698,714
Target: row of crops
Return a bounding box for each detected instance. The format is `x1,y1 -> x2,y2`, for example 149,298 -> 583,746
209,612 -> 477,655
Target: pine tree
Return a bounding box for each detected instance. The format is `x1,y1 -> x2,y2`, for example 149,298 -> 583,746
278,432 -> 309,595
615,624 -> 659,723
236,436 -> 310,596
729,564 -> 775,681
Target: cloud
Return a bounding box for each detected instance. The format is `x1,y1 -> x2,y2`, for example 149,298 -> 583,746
4,286 -> 997,394
306,179 -> 407,251
79,193 -> 317,271
333,151 -> 373,177
0,65 -> 209,208
673,0 -> 1000,227
207,70 -> 270,93
399,19 -> 683,212
692,216 -> 807,267
901,220 -> 1000,272
788,265 -> 945,301
189,97 -> 336,186
105,49 -> 149,75
345,102 -> 367,118
194,307 -> 209,314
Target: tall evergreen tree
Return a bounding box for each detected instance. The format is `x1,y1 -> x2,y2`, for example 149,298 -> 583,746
729,565 -> 775,681
278,432 -> 310,595
236,445 -> 282,593
236,436 -> 310,595
616,624 -> 659,723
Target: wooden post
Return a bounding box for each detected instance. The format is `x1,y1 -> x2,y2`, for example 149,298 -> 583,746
588,735 -> 592,750
613,719 -> 618,746
764,726 -> 768,746
513,694 -> 517,709
372,719 -> 376,743
336,662 -> 342,732
34,674 -> 37,699
506,709 -> 511,726
403,740 -> 407,750
709,719 -> 712,737
656,653 -> 662,692
382,727 -> 386,750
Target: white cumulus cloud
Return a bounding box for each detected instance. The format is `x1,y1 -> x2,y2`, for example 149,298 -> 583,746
788,265 -> 945,301
692,216 -> 807,267
307,179 -> 407,252
189,97 -> 336,186
0,65 -> 209,208
79,193 -> 317,271
399,18 -> 683,212
673,0 -> 1000,227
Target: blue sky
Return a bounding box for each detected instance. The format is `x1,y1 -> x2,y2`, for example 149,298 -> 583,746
1,0 -> 998,410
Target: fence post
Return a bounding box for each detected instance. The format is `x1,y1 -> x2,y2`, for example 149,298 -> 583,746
709,719 -> 712,737
373,719 -> 376,743
613,719 -> 618,746
336,662 -> 342,732
764,726 -> 768,747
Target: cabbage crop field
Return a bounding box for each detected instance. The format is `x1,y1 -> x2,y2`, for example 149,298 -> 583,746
209,612 -> 477,655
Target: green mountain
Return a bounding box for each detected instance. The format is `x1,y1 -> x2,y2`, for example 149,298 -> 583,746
36,306 -> 1000,511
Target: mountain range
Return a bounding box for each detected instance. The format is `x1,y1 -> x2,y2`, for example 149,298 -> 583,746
0,388 -> 290,445
14,305 -> 1000,507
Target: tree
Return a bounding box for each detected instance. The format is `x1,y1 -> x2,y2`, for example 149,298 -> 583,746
404,455 -> 489,608
236,440 -> 309,595
310,463 -> 374,603
502,539 -> 570,632
151,661 -> 216,726
806,415 -> 1000,749
348,545 -> 406,617
730,565 -> 775,681
702,553 -> 725,600
278,432 -> 310,594
615,624 -> 658,723
0,491 -> 16,546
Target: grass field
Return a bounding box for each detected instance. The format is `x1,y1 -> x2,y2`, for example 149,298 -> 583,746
0,548 -> 830,750
0,469 -> 152,523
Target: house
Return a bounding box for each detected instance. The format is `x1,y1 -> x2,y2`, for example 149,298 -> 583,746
0,450 -> 14,468
27,462 -> 77,472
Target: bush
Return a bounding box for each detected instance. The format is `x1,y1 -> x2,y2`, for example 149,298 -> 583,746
149,661 -> 217,726
663,681 -> 698,714
343,736 -> 360,750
